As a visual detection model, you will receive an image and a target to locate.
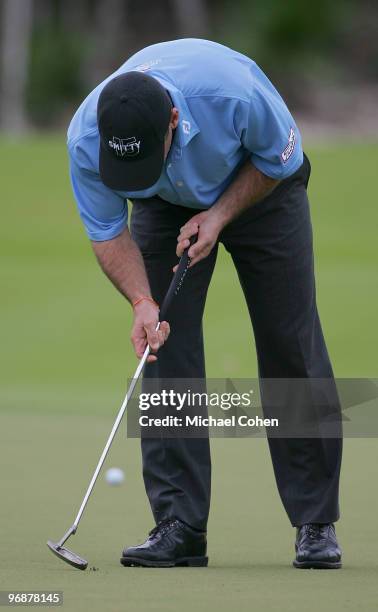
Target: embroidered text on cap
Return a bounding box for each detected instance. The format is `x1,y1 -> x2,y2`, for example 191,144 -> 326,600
109,136 -> 141,158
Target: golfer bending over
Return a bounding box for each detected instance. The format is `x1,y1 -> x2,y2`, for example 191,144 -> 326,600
68,38 -> 342,569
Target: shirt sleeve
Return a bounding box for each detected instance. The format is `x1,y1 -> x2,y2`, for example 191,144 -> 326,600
241,79 -> 303,180
69,158 -> 128,241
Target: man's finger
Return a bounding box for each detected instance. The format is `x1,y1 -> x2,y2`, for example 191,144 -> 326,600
145,327 -> 160,352
157,329 -> 164,345
188,238 -> 211,260
156,327 -> 169,346
189,243 -> 213,267
131,333 -> 146,359
178,222 -> 199,241
160,321 -> 170,341
176,238 -> 190,257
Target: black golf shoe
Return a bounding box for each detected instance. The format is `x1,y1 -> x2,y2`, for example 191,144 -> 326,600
293,523 -> 342,569
120,518 -> 208,567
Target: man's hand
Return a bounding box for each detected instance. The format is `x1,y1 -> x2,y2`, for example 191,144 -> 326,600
175,162 -> 279,269
131,300 -> 170,362
175,209 -> 224,269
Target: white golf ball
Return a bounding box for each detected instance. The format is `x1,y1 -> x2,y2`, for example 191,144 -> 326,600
105,467 -> 125,486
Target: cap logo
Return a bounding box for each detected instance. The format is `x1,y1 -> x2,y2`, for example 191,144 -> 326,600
108,136 -> 141,158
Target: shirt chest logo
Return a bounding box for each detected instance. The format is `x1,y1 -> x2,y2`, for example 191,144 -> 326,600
182,120 -> 191,135
109,136 -> 141,157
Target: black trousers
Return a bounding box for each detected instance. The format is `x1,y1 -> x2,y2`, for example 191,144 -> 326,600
130,155 -> 342,530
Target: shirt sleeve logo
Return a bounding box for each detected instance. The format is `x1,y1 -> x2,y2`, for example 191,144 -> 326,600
109,136 -> 141,157
281,127 -> 296,163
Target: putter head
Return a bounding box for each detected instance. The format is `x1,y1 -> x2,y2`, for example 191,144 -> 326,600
47,540 -> 88,570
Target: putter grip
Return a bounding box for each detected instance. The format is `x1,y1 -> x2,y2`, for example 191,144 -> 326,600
159,234 -> 197,322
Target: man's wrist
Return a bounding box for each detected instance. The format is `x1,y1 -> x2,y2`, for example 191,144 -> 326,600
208,204 -> 230,232
132,296 -> 159,310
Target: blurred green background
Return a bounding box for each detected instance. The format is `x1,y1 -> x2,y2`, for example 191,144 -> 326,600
0,1 -> 378,611
1,0 -> 377,134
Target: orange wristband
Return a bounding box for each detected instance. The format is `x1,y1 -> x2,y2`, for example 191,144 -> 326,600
132,296 -> 159,309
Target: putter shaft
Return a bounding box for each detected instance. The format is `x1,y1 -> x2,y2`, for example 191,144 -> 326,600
57,339 -> 152,549
72,335 -> 155,532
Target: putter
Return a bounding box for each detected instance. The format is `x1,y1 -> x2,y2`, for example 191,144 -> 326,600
47,235 -> 197,570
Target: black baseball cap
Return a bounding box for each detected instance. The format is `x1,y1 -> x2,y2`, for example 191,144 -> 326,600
97,71 -> 173,191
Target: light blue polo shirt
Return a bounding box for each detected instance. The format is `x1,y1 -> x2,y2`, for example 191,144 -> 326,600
68,38 -> 303,242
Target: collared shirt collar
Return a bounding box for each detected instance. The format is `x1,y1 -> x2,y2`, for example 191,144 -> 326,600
155,76 -> 200,150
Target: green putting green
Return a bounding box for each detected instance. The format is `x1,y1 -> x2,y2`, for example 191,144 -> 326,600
0,137 -> 377,611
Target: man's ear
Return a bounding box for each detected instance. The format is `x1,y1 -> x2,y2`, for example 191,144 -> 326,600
171,107 -> 179,129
